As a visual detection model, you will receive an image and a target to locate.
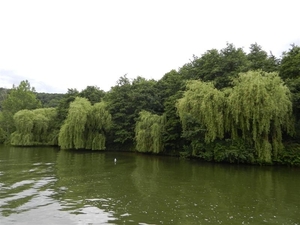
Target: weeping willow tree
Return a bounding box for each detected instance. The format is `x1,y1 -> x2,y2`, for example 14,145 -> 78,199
10,108 -> 57,146
85,102 -> 112,150
58,97 -> 91,149
176,80 -> 226,155
58,97 -> 112,150
10,110 -> 34,145
32,108 -> 58,145
227,70 -> 294,163
177,71 -> 294,163
135,110 -> 166,153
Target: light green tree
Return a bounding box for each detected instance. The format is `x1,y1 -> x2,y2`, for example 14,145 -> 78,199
0,80 -> 41,141
227,70 -> 293,163
10,107 -> 57,146
85,102 -> 112,150
58,97 -> 91,149
135,110 -> 166,153
177,80 -> 226,143
177,71 -> 293,163
58,97 -> 112,150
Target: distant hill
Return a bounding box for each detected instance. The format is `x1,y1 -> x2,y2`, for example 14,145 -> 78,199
36,92 -> 65,108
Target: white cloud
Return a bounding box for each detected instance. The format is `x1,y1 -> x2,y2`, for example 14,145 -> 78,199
0,0 -> 299,93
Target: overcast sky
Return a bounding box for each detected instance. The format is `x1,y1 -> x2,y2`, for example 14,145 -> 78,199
0,0 -> 299,93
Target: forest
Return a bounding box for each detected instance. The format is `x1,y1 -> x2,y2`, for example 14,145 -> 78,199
1,43 -> 300,165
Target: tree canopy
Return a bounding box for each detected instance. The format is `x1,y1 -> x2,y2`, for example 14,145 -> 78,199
177,81 -> 225,143
104,75 -> 162,148
280,44 -> 300,80
135,110 -> 166,153
177,71 -> 293,163
10,108 -> 58,146
79,86 -> 105,105
1,43 -> 299,165
58,97 -> 111,150
228,71 -> 293,162
0,80 -> 42,141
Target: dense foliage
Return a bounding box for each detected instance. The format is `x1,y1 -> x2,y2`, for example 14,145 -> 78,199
58,97 -> 111,150
36,92 -> 65,108
0,81 -> 41,142
10,108 -> 58,146
104,75 -> 162,149
1,43 -> 300,165
228,71 -> 293,163
135,111 -> 166,153
177,71 -> 293,164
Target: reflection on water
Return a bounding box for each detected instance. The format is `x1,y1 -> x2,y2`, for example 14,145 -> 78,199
0,146 -> 299,225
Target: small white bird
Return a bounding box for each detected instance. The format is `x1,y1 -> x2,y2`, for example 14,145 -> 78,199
114,158 -> 117,163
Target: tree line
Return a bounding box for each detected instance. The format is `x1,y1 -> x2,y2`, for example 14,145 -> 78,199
1,43 -> 300,165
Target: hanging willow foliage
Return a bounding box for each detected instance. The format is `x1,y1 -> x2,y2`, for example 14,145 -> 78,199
58,98 -> 112,150
135,110 -> 166,153
227,70 -> 294,163
177,71 -> 294,164
11,108 -> 57,146
32,108 -> 58,145
85,102 -> 112,150
58,97 -> 91,149
176,80 -> 226,143
11,110 -> 35,145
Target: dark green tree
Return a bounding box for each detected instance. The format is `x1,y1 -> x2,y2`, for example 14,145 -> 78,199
104,75 -> 134,146
0,112 -> 5,143
156,70 -> 185,152
247,43 -> 279,72
179,43 -> 249,89
187,49 -> 223,82
56,88 -> 79,126
0,88 -> 9,110
104,75 -> 162,149
217,43 -> 249,88
79,86 -> 105,105
279,44 -> 300,80
36,92 -> 65,108
281,45 -> 300,141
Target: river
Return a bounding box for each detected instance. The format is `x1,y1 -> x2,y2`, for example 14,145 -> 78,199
0,145 -> 299,224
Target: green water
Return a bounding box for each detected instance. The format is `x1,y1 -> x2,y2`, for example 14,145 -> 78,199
0,146 -> 299,225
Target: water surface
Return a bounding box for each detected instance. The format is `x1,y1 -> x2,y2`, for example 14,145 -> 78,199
0,146 -> 299,224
